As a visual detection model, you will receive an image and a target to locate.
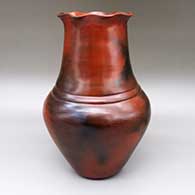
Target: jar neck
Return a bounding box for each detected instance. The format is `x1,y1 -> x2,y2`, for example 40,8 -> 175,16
56,16 -> 137,96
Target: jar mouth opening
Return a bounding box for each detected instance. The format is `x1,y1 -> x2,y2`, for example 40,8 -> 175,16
57,11 -> 134,18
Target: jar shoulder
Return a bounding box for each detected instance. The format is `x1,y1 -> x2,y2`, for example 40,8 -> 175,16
43,89 -> 151,126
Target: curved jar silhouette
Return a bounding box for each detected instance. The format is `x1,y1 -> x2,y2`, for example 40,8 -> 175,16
43,11 -> 151,179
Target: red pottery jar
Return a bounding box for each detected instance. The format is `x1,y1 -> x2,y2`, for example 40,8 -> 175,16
43,11 -> 151,179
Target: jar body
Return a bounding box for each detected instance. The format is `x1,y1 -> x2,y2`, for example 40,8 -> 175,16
43,89 -> 150,179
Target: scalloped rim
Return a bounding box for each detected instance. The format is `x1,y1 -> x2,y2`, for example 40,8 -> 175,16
57,11 -> 134,18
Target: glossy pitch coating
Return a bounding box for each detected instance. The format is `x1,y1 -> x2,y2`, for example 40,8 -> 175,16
43,11 -> 151,179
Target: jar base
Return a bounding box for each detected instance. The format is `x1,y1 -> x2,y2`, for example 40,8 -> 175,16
76,169 -> 122,180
